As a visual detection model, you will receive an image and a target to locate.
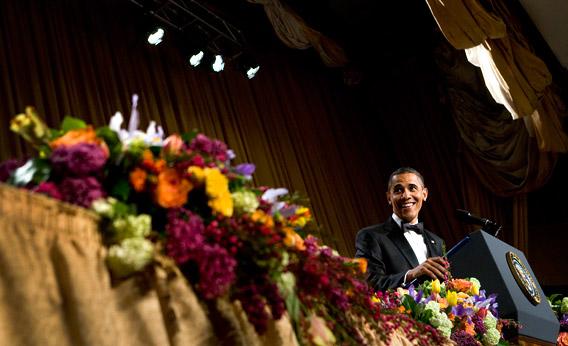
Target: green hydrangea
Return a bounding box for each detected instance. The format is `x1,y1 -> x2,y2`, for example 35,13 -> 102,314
425,300 -> 440,312
231,190 -> 259,214
482,327 -> 501,346
112,214 -> 151,241
469,277 -> 481,294
92,197 -> 117,218
561,297 -> 568,314
107,238 -> 154,278
483,311 -> 498,330
424,300 -> 452,338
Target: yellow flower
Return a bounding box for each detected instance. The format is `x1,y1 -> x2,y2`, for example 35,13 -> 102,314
204,168 -> 233,217
447,291 -> 458,306
283,227 -> 305,250
188,166 -> 206,184
251,210 -> 274,227
10,107 -> 50,147
457,291 -> 470,303
431,279 -> 441,294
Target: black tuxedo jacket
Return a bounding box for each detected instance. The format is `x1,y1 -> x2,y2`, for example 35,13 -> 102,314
355,216 -> 444,291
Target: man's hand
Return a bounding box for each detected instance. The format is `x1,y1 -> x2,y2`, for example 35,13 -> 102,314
406,256 -> 448,282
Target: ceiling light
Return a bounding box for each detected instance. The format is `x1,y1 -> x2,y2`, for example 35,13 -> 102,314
147,28 -> 165,45
189,50 -> 204,67
212,55 -> 225,72
246,65 -> 260,79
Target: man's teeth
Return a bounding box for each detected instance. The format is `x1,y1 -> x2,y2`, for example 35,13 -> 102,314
402,203 -> 414,208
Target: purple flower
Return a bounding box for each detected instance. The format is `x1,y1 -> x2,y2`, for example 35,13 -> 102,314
190,134 -> 213,154
472,313 -> 486,335
451,304 -> 474,318
189,134 -> 230,162
561,314 -> 568,331
0,159 -> 26,182
165,208 -> 206,264
195,243 -> 237,299
59,177 -> 105,208
51,143 -> 107,177
234,163 -> 255,178
450,330 -> 479,346
32,182 -> 62,200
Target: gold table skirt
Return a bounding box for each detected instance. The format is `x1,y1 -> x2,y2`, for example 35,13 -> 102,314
0,183 -> 427,345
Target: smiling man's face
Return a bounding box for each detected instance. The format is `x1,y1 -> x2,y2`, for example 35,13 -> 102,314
386,172 -> 428,224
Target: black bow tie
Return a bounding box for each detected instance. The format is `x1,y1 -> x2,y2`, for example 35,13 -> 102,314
402,222 -> 424,234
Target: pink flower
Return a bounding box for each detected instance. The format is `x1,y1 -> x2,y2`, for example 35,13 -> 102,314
33,182 -> 62,200
59,177 -> 105,208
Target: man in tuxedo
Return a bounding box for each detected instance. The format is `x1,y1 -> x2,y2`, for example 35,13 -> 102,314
355,167 -> 448,291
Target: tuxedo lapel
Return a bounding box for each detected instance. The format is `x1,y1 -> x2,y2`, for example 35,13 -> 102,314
385,218 -> 419,268
423,231 -> 440,257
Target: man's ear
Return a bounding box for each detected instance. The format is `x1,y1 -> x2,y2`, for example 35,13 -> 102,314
386,191 -> 392,205
423,187 -> 429,201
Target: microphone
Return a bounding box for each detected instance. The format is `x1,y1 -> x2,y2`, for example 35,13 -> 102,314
455,209 -> 502,236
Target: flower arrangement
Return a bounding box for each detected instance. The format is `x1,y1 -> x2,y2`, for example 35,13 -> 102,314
548,293 -> 568,345
1,95 -> 449,345
381,277 -> 517,345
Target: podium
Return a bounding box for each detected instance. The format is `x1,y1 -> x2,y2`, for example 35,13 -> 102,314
447,230 -> 559,344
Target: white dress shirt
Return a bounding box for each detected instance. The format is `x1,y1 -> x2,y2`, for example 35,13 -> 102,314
392,213 -> 428,285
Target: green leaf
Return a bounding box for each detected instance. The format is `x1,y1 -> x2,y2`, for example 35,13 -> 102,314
110,178 -> 131,201
96,126 -> 122,158
9,158 -> 51,186
181,129 -> 199,143
60,116 -> 87,132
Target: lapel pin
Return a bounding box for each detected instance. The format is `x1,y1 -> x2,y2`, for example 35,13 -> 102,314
431,240 -> 435,244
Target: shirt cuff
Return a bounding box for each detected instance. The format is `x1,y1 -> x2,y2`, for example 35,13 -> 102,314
402,270 -> 411,286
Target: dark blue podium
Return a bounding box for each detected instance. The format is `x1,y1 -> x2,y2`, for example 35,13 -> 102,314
447,230 -> 559,344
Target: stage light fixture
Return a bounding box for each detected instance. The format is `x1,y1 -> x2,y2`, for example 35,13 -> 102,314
189,50 -> 204,67
212,55 -> 225,72
246,65 -> 260,79
147,27 -> 165,45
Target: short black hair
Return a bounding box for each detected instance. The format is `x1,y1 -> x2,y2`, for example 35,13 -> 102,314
387,167 -> 425,190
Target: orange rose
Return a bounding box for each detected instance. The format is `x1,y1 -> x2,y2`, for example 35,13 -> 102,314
352,257 -> 367,274
162,134 -> 184,156
129,167 -> 147,192
154,168 -> 193,208
141,149 -> 166,174
50,126 -> 109,157
464,321 -> 475,336
559,332 -> 568,346
447,278 -> 473,293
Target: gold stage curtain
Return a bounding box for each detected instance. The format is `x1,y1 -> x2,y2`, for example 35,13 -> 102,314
0,0 -> 530,259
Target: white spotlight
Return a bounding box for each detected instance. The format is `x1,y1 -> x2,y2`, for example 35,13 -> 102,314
147,28 -> 165,45
189,50 -> 204,67
212,55 -> 225,72
246,65 -> 260,79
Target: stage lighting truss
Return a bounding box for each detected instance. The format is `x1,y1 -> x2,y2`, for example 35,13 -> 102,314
126,0 -> 246,60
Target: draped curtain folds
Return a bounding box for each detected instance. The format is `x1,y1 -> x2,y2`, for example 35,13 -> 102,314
425,0 -> 568,152
426,0 -> 568,252
246,0 -> 348,67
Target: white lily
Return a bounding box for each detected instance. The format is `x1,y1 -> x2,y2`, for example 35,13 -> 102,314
109,94 -> 164,147
261,188 -> 288,214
